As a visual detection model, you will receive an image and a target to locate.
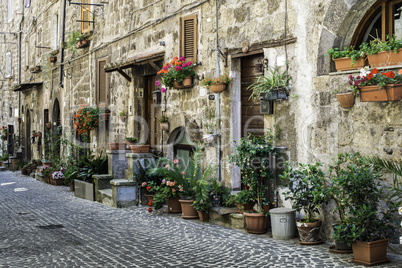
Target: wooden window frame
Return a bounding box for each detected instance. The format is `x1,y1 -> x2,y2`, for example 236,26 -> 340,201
81,0 -> 91,34
96,58 -> 109,108
352,0 -> 402,46
180,14 -> 198,63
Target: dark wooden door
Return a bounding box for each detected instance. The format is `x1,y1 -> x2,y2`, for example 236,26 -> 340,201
144,76 -> 157,147
241,54 -> 265,138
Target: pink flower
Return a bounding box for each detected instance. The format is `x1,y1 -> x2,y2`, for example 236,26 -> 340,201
161,87 -> 166,93
174,66 -> 182,71
187,61 -> 192,66
141,182 -> 147,187
182,63 -> 187,67
172,189 -> 176,192
155,80 -> 160,86
162,179 -> 166,183
179,56 -> 185,61
173,159 -> 179,164
182,172 -> 186,175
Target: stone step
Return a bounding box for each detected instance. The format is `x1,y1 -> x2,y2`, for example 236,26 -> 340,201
0,166 -> 7,172
97,189 -> 113,207
209,207 -> 246,231
110,179 -> 137,208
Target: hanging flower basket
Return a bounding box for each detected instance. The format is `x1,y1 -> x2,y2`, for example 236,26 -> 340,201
359,85 -> 402,102
160,122 -> 169,132
336,92 -> 355,108
210,83 -> 227,93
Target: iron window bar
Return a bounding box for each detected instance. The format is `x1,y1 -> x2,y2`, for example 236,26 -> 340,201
67,1 -> 108,18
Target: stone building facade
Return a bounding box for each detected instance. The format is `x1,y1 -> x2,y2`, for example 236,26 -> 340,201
0,0 -> 401,238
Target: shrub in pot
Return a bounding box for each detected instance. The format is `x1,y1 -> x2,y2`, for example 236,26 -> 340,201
328,153 -> 399,265
280,162 -> 329,244
327,45 -> 366,72
191,178 -> 213,221
228,129 -> 277,233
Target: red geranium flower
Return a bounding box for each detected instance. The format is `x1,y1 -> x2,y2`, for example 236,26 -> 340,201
148,201 -> 153,206
367,73 -> 373,80
146,186 -> 151,192
386,71 -> 395,78
372,68 -> 379,74
148,208 -> 153,213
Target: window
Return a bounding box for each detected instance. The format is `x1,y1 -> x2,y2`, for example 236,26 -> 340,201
6,52 -> 12,78
52,15 -> 59,50
180,14 -> 198,63
81,0 -> 91,34
8,0 -> 13,22
25,0 -> 31,9
353,0 -> 402,46
97,58 -> 108,107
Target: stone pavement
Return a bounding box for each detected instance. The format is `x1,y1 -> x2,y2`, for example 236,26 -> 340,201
0,171 -> 401,268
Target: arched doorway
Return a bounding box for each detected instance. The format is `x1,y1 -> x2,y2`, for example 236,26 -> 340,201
167,127 -> 196,172
25,109 -> 31,161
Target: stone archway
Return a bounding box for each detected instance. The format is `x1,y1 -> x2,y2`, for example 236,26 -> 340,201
51,99 -> 61,159
25,109 -> 31,161
317,0 -> 379,75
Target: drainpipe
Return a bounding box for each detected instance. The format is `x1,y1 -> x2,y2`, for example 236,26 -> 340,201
59,0 -> 67,88
215,0 -> 221,181
18,2 -> 24,136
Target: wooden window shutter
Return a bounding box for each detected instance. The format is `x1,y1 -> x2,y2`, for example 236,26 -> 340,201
81,0 -> 90,34
180,15 -> 198,63
97,59 -> 108,107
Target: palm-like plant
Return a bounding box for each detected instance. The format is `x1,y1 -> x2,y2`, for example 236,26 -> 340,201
149,145 -> 214,200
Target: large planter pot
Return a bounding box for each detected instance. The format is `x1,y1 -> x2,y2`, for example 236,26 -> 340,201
367,49 -> 402,67
108,142 -> 126,150
296,220 -> 322,244
160,122 -> 169,132
42,160 -> 52,166
359,84 -> 402,102
179,199 -> 199,219
333,57 -> 367,72
182,76 -> 193,86
21,168 -> 27,175
197,211 -> 210,222
26,168 -> 32,175
44,176 -> 51,184
129,144 -> 150,153
236,203 -> 255,214
352,239 -> 389,266
167,196 -> 182,213
210,83 -> 227,93
243,212 -> 268,234
336,92 -> 355,108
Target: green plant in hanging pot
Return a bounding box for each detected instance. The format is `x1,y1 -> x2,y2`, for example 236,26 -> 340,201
72,105 -> 100,142
200,75 -> 232,93
247,66 -> 291,101
280,162 -> 329,244
66,30 -> 84,53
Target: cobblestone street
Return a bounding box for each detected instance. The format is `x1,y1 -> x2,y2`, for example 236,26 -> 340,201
0,171 -> 401,268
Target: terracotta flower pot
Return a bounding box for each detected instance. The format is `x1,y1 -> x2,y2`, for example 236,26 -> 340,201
167,196 -> 182,213
108,142 -> 126,150
182,76 -> 193,86
367,49 -> 402,67
120,116 -> 127,123
296,220 -> 322,244
333,57 -> 367,72
49,56 -> 57,62
336,92 -> 355,108
129,144 -> 150,153
210,83 -> 227,93
197,211 -> 210,222
243,212 -> 268,234
352,239 -> 389,266
160,122 -> 169,131
50,178 -> 64,186
179,199 -> 199,219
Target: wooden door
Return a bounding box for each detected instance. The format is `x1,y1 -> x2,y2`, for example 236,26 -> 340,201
241,54 -> 265,138
144,76 -> 157,147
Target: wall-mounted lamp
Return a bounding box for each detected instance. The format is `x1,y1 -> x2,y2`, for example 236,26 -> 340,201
197,73 -> 205,81
159,41 -> 165,46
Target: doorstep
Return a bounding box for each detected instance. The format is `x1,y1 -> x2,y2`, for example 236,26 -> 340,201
209,206 -> 246,230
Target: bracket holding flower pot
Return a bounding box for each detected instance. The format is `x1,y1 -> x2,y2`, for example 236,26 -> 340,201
263,89 -> 288,101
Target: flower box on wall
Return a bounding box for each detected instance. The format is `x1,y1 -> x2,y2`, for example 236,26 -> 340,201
359,84 -> 402,102
333,57 -> 367,72
367,49 -> 402,67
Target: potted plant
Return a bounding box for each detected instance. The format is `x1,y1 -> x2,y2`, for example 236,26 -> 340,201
361,35 -> 402,67
119,110 -> 127,123
66,30 -> 85,53
200,74 -> 232,93
191,178 -> 213,221
32,130 -> 37,137
280,162 -> 329,244
124,137 -> 138,148
202,106 -> 216,144
159,114 -> 169,132
327,46 -> 366,72
156,56 -> 195,89
50,170 -> 65,186
126,138 -> 149,153
328,152 -> 399,264
247,66 -> 291,101
349,68 -> 402,102
228,129 -> 277,234
64,165 -> 80,191
333,87 -> 356,108
150,146 -> 213,219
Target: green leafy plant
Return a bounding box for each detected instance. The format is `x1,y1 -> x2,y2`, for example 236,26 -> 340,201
280,162 -> 329,222
66,30 -> 84,53
360,35 -> 402,55
75,152 -> 108,183
159,114 -> 169,123
124,137 -> 138,143
72,104 -> 100,142
247,66 -> 291,100
119,110 -> 127,116
191,178 -> 213,213
326,45 -> 364,66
